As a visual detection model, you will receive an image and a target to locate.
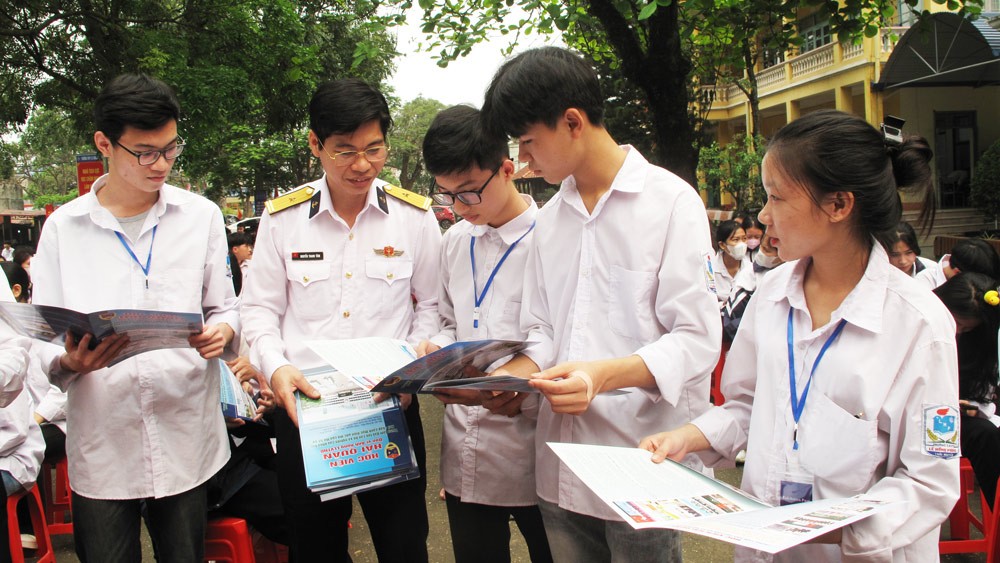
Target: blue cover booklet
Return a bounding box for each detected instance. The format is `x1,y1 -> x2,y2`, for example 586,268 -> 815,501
0,302 -> 203,365
296,366 -> 419,496
370,339 -> 532,394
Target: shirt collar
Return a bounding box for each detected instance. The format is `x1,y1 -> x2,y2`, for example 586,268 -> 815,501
762,241 -> 888,334
65,174 -> 172,232
561,144 -> 646,199
469,194 -> 538,245
308,176 -> 389,221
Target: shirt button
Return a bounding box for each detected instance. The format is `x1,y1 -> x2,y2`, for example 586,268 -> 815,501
349,232 -> 354,240
303,276 -> 310,283
345,272 -> 352,279
387,273 -> 394,279
343,311 -> 350,318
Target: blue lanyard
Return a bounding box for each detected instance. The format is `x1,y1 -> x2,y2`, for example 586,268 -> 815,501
787,308 -> 847,450
115,225 -> 157,288
469,221 -> 535,329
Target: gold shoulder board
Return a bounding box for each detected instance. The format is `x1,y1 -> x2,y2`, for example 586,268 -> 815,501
383,184 -> 432,211
265,185 -> 316,214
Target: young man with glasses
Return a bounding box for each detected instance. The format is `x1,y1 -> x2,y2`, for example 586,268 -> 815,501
240,78 -> 440,562
30,73 -> 239,562
420,105 -> 551,563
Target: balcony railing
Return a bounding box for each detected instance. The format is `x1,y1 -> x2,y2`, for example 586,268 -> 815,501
704,27 -> 908,109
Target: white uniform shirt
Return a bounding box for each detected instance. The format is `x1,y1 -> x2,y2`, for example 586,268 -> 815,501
692,243 -> 960,562
241,177 -> 441,378
712,251 -> 756,306
914,255 -> 947,289
521,146 -> 721,519
430,195 -> 540,506
31,175 -> 238,500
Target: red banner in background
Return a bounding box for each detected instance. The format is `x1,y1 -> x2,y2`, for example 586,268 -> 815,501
76,154 -> 104,196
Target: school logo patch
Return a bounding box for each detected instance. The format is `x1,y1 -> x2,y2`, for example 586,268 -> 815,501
704,252 -> 718,294
922,404 -> 960,459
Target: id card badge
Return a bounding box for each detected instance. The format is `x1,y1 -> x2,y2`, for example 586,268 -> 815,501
779,458 -> 814,506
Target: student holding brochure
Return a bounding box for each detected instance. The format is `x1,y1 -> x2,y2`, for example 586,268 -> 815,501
419,105 -> 552,563
30,74 -> 239,562
240,79 -> 440,563
640,110 -> 960,562
481,47 -> 721,562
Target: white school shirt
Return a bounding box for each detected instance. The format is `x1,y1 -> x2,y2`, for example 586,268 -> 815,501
914,255 -> 947,289
521,146 -> 721,520
711,251 -> 756,306
31,175 -> 238,500
241,176 -> 441,379
429,195 -> 540,506
692,243 -> 960,563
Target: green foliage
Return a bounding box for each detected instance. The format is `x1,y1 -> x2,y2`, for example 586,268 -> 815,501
0,0 -> 401,205
970,139 -> 1000,223
13,107 -> 92,200
33,192 -> 78,208
386,97 -> 446,193
698,134 -> 764,212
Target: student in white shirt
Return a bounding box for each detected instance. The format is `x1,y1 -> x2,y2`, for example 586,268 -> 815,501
641,110 -> 960,562
916,237 -> 1000,289
482,47 -> 721,563
31,74 -> 238,563
712,219 -> 756,306
420,105 -> 552,563
885,221 -> 938,279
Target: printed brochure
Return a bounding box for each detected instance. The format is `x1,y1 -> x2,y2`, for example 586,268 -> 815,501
550,443 -> 895,554
0,302 -> 202,366
306,338 -> 532,394
218,360 -> 259,422
295,366 -> 420,498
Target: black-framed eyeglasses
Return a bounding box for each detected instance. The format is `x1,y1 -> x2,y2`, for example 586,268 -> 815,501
431,166 -> 501,206
116,138 -> 186,166
319,143 -> 389,167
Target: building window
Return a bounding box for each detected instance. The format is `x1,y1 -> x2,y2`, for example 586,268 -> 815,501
896,0 -> 924,26
984,0 -> 1000,11
798,14 -> 832,53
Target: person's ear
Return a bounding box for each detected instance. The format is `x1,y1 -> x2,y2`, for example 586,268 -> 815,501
10,284 -> 21,300
94,131 -> 114,158
501,158 -> 516,179
307,130 -> 323,159
564,109 -> 585,138
825,191 -> 855,223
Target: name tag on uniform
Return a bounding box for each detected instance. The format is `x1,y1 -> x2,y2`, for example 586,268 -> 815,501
292,252 -> 324,261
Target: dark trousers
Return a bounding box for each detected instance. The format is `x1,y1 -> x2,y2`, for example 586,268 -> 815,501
215,464 -> 289,545
72,484 -> 207,563
961,413 -> 1000,508
445,493 -> 553,563
274,396 -> 429,563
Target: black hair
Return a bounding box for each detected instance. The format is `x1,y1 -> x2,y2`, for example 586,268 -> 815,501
766,110 -> 934,250
309,79 -> 392,143
423,105 -> 510,177
93,74 -> 181,145
1,262 -> 29,303
885,221 -> 921,256
714,219 -> 744,250
738,213 -> 765,235
227,232 -> 251,296
950,239 -> 1000,280
934,272 -> 1000,402
481,46 -> 604,139
12,246 -> 32,267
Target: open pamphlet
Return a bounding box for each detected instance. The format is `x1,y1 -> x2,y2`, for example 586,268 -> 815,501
0,302 -> 203,366
306,338 -> 533,394
550,443 -> 895,554
295,366 -> 420,499
218,360 -> 260,423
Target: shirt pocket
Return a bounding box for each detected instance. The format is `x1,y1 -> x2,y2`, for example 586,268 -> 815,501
151,268 -> 203,312
608,265 -> 658,342
365,257 -> 414,319
285,260 -> 334,320
798,391 -> 879,493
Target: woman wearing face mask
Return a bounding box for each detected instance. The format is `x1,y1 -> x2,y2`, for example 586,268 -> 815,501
712,219 -> 756,308
740,215 -> 765,259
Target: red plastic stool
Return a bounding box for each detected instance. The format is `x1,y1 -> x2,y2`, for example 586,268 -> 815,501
40,456 -> 73,535
205,516 -> 257,563
6,486 -> 55,563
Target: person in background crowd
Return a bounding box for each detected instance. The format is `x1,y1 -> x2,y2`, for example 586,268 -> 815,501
227,232 -> 253,296
885,221 -> 938,279
917,237 -> 1000,290
712,219 -> 756,308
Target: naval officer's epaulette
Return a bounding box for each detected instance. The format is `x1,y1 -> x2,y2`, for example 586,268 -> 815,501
382,184 -> 432,211
265,185 -> 316,215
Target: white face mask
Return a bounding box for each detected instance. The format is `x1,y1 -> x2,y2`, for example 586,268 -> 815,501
725,242 -> 748,261
755,251 -> 782,269
746,238 -> 761,250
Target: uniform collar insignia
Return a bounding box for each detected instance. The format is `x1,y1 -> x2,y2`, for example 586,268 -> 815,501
376,186 -> 389,215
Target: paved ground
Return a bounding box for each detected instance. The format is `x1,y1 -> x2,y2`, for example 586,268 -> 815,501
46,397 -> 989,561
